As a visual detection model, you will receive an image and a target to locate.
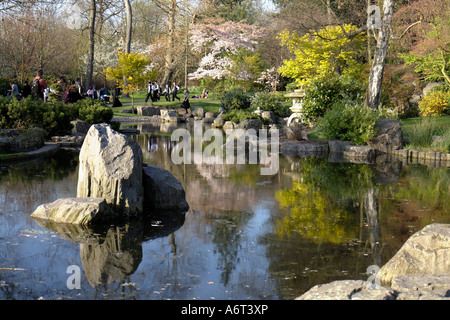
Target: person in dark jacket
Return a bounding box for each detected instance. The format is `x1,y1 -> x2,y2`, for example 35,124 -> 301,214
181,88 -> 191,112
22,81 -> 31,98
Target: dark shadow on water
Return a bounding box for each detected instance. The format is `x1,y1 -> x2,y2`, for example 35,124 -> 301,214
32,210 -> 186,289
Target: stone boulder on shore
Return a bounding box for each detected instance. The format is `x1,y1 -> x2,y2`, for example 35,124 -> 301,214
378,223 -> 450,285
137,105 -> 161,116
368,119 -> 403,154
296,223 -> 450,300
285,122 -> 309,141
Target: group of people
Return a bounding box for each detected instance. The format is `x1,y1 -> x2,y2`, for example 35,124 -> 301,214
5,68 -> 113,104
144,80 -> 205,114
86,84 -> 110,102
6,69 -> 206,116
6,68 -> 47,100
145,81 -> 182,103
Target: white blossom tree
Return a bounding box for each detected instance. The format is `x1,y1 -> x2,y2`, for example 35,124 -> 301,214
256,66 -> 281,92
188,20 -> 265,83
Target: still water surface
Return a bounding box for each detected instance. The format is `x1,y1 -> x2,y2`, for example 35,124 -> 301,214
0,122 -> 448,300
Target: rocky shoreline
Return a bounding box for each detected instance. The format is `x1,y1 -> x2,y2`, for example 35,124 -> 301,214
2,112 -> 449,169
297,223 -> 450,300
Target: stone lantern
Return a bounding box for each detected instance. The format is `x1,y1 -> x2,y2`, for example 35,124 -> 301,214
284,87 -> 305,126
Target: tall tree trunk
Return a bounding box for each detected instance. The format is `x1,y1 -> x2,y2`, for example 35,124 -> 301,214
85,0 -> 96,92
326,0 -> 332,25
124,0 -> 132,54
366,0 -> 395,109
123,0 -> 132,100
161,0 -> 177,87
184,20 -> 189,89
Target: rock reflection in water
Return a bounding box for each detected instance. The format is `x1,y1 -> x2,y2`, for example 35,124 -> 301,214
32,212 -> 185,289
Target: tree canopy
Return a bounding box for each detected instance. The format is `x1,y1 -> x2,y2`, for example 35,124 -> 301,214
104,51 -> 154,108
278,24 -> 366,86
0,0 -> 448,112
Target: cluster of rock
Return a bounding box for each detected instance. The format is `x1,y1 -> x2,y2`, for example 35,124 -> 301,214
31,123 -> 189,226
280,119 -> 405,162
124,105 -> 283,130
297,223 -> 450,300
50,119 -> 91,148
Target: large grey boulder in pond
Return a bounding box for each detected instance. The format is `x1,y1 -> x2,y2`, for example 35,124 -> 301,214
142,163 -> 189,211
378,223 -> 450,285
77,123 -> 143,215
368,119 -> 403,153
31,197 -> 110,225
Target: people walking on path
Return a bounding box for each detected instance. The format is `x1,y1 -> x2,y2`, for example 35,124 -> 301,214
9,82 -> 19,98
22,81 -> 31,98
163,84 -> 171,101
145,81 -> 153,103
172,82 -> 180,101
153,81 -> 160,102
181,88 -> 191,112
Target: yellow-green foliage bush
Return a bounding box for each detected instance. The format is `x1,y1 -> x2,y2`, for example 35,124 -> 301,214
418,90 -> 450,116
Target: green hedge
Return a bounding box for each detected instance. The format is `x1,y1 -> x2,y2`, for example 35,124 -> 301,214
302,76 -> 364,125
250,91 -> 289,117
0,97 -> 73,137
220,88 -> 253,111
72,99 -> 113,125
0,97 -> 114,138
316,100 -> 382,145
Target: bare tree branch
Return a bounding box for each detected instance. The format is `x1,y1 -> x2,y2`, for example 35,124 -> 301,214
440,47 -> 450,85
390,20 -> 422,39
317,0 -> 367,40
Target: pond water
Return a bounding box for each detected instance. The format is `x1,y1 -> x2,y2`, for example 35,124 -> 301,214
0,122 -> 449,300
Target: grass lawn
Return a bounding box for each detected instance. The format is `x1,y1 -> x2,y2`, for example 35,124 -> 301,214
112,90 -> 222,117
399,115 -> 450,131
399,115 -> 450,153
